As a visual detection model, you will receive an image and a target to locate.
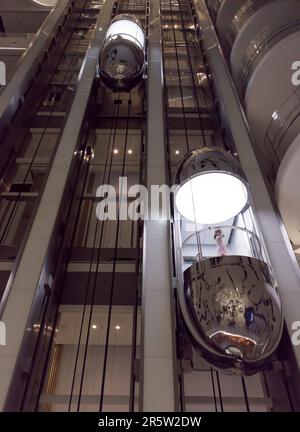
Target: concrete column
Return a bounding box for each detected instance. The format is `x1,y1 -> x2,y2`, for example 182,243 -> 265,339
0,0 -> 114,410
141,0 -> 177,412
194,0 -> 300,367
0,0 -> 70,119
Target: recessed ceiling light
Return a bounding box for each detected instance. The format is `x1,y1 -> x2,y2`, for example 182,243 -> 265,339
92,324 -> 97,329
33,0 -> 57,5
176,172 -> 248,224
128,149 -> 133,154
113,149 -> 119,154
175,150 -> 180,155
115,325 -> 121,330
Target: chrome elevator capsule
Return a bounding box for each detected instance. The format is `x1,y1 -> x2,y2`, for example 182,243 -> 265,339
99,14 -> 146,91
173,147 -> 283,375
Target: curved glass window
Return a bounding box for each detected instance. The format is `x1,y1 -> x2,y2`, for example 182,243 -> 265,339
106,19 -> 145,49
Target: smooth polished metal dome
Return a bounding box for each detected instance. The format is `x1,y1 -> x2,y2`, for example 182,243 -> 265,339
174,146 -> 247,186
181,255 -> 283,374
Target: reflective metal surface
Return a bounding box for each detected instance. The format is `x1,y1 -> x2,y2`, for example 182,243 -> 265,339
99,14 -> 146,91
181,255 -> 283,374
174,146 -> 247,186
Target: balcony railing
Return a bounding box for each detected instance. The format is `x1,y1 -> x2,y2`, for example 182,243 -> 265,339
239,22 -> 300,95
182,225 -> 265,263
264,87 -> 300,181
229,0 -> 268,46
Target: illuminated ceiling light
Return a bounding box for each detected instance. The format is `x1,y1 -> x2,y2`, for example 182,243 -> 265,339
0,47 -> 26,51
106,17 -> 145,47
92,324 -> 97,329
32,0 -> 58,6
113,149 -> 119,154
175,147 -> 249,225
175,150 -> 180,155
176,173 -> 248,224
115,325 -> 121,330
128,149 -> 133,154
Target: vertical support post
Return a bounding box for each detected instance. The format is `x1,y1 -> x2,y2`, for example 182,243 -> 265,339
141,0 -> 177,412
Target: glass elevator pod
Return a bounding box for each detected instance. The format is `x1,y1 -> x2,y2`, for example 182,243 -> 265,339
173,147 -> 283,375
99,14 -> 146,91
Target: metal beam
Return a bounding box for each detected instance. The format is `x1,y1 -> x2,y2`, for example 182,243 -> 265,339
141,0 -> 177,412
